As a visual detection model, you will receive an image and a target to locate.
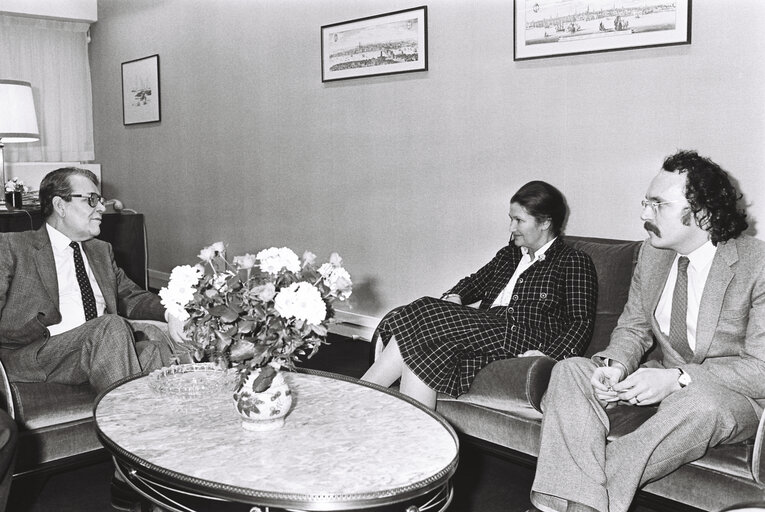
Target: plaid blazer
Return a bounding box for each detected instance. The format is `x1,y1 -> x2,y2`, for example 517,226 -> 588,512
444,237 -> 598,360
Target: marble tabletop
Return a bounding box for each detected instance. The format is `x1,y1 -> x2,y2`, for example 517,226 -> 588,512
94,369 -> 459,509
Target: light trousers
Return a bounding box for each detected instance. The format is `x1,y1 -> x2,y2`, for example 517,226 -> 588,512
531,357 -> 759,512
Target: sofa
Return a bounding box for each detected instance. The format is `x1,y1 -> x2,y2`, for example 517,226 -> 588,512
372,235 -> 765,512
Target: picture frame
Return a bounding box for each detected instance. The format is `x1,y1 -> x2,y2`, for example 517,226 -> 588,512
321,6 -> 428,82
514,0 -> 691,61
121,54 -> 161,125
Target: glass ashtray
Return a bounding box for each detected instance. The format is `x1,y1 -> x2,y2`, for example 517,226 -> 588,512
147,363 -> 239,398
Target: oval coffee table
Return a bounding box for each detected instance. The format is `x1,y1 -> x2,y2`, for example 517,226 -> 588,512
94,369 -> 459,512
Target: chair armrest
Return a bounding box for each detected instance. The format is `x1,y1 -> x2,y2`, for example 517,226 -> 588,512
750,407 -> 765,484
0,360 -> 14,420
457,356 -> 557,413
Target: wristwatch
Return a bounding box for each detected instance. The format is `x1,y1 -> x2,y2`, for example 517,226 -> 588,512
675,367 -> 692,388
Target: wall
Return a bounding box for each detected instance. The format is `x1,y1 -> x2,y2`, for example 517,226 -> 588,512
0,0 -> 96,21
89,0 -> 765,321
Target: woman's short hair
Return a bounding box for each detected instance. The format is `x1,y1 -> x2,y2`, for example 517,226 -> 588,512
662,150 -> 747,244
39,167 -> 100,219
511,180 -> 568,236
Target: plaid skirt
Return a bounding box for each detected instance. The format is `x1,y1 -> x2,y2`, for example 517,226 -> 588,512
377,296 -> 524,397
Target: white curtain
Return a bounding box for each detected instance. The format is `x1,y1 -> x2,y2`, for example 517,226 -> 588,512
0,15 -> 94,162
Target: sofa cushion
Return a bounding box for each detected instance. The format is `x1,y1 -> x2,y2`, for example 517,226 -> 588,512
11,382 -> 96,431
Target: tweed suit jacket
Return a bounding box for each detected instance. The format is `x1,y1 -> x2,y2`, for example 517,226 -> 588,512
0,226 -> 165,375
445,237 -> 598,360
597,235 -> 765,412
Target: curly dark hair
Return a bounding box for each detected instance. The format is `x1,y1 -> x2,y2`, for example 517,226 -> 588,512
662,150 -> 747,245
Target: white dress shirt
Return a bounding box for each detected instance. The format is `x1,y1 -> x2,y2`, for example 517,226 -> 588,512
46,223 -> 106,335
492,237 -> 557,308
654,240 -> 717,351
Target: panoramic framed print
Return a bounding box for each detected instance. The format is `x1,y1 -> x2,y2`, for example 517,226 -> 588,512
514,0 -> 691,61
122,54 -> 161,125
321,6 -> 428,82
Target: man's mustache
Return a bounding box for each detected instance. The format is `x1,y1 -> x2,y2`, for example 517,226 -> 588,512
644,221 -> 661,237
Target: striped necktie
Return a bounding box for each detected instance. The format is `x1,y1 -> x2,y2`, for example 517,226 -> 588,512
70,241 -> 98,321
669,256 -> 693,361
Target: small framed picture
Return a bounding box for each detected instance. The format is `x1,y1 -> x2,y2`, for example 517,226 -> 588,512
121,54 -> 161,125
514,0 -> 691,61
321,6 -> 428,82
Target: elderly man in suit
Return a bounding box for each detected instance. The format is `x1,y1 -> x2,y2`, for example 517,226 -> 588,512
0,167 -> 186,394
528,150 -> 765,512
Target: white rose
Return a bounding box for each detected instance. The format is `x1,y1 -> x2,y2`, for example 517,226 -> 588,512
318,263 -> 333,278
274,282 -> 327,325
158,264 -> 203,321
211,241 -> 226,255
322,266 -> 353,300
257,247 -> 301,275
252,282 -> 277,302
302,251 -> 317,267
170,264 -> 204,287
212,272 -> 229,292
159,291 -> 190,321
329,252 -> 343,267
198,246 -> 216,262
233,253 -> 257,270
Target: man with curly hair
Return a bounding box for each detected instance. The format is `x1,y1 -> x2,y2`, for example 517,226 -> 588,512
529,150 -> 765,512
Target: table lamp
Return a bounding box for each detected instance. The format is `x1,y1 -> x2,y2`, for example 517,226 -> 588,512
0,79 -> 40,186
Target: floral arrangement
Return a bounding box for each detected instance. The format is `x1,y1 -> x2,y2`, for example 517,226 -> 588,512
4,177 -> 26,193
159,242 -> 352,391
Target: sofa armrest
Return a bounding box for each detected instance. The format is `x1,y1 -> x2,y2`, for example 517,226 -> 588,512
457,356 -> 557,413
0,361 -> 13,420
749,407 -> 765,484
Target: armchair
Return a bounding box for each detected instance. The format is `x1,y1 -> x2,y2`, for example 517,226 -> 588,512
0,209 -> 154,477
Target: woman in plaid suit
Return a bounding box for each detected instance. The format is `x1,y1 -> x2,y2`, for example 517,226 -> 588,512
361,181 -> 598,408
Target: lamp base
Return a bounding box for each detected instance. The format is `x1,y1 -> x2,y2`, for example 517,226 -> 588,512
4,191 -> 22,210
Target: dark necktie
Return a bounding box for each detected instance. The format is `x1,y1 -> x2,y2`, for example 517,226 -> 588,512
669,256 -> 693,361
70,241 -> 98,321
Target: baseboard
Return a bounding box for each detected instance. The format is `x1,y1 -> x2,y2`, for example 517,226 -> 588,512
147,269 -> 380,341
148,268 -> 170,291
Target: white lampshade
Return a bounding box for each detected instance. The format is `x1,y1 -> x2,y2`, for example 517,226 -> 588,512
0,79 -> 40,142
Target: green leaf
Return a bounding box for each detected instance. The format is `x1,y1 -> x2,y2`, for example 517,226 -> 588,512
215,332 -> 232,353
312,324 -> 328,337
230,340 -> 256,362
238,320 -> 256,334
251,366 -> 277,392
209,305 -> 239,323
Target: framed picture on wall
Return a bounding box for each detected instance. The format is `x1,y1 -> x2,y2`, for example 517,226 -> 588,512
321,6 -> 428,82
121,54 -> 161,125
514,0 -> 691,61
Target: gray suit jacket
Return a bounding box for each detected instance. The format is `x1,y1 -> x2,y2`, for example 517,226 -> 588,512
597,235 -> 765,412
0,227 -> 165,377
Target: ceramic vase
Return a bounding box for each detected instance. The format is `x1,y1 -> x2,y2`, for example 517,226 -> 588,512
233,369 -> 293,431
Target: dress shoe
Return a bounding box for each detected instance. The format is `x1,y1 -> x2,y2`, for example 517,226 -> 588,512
110,476 -> 141,511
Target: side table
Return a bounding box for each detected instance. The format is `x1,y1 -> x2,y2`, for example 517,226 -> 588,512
94,369 -> 459,511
